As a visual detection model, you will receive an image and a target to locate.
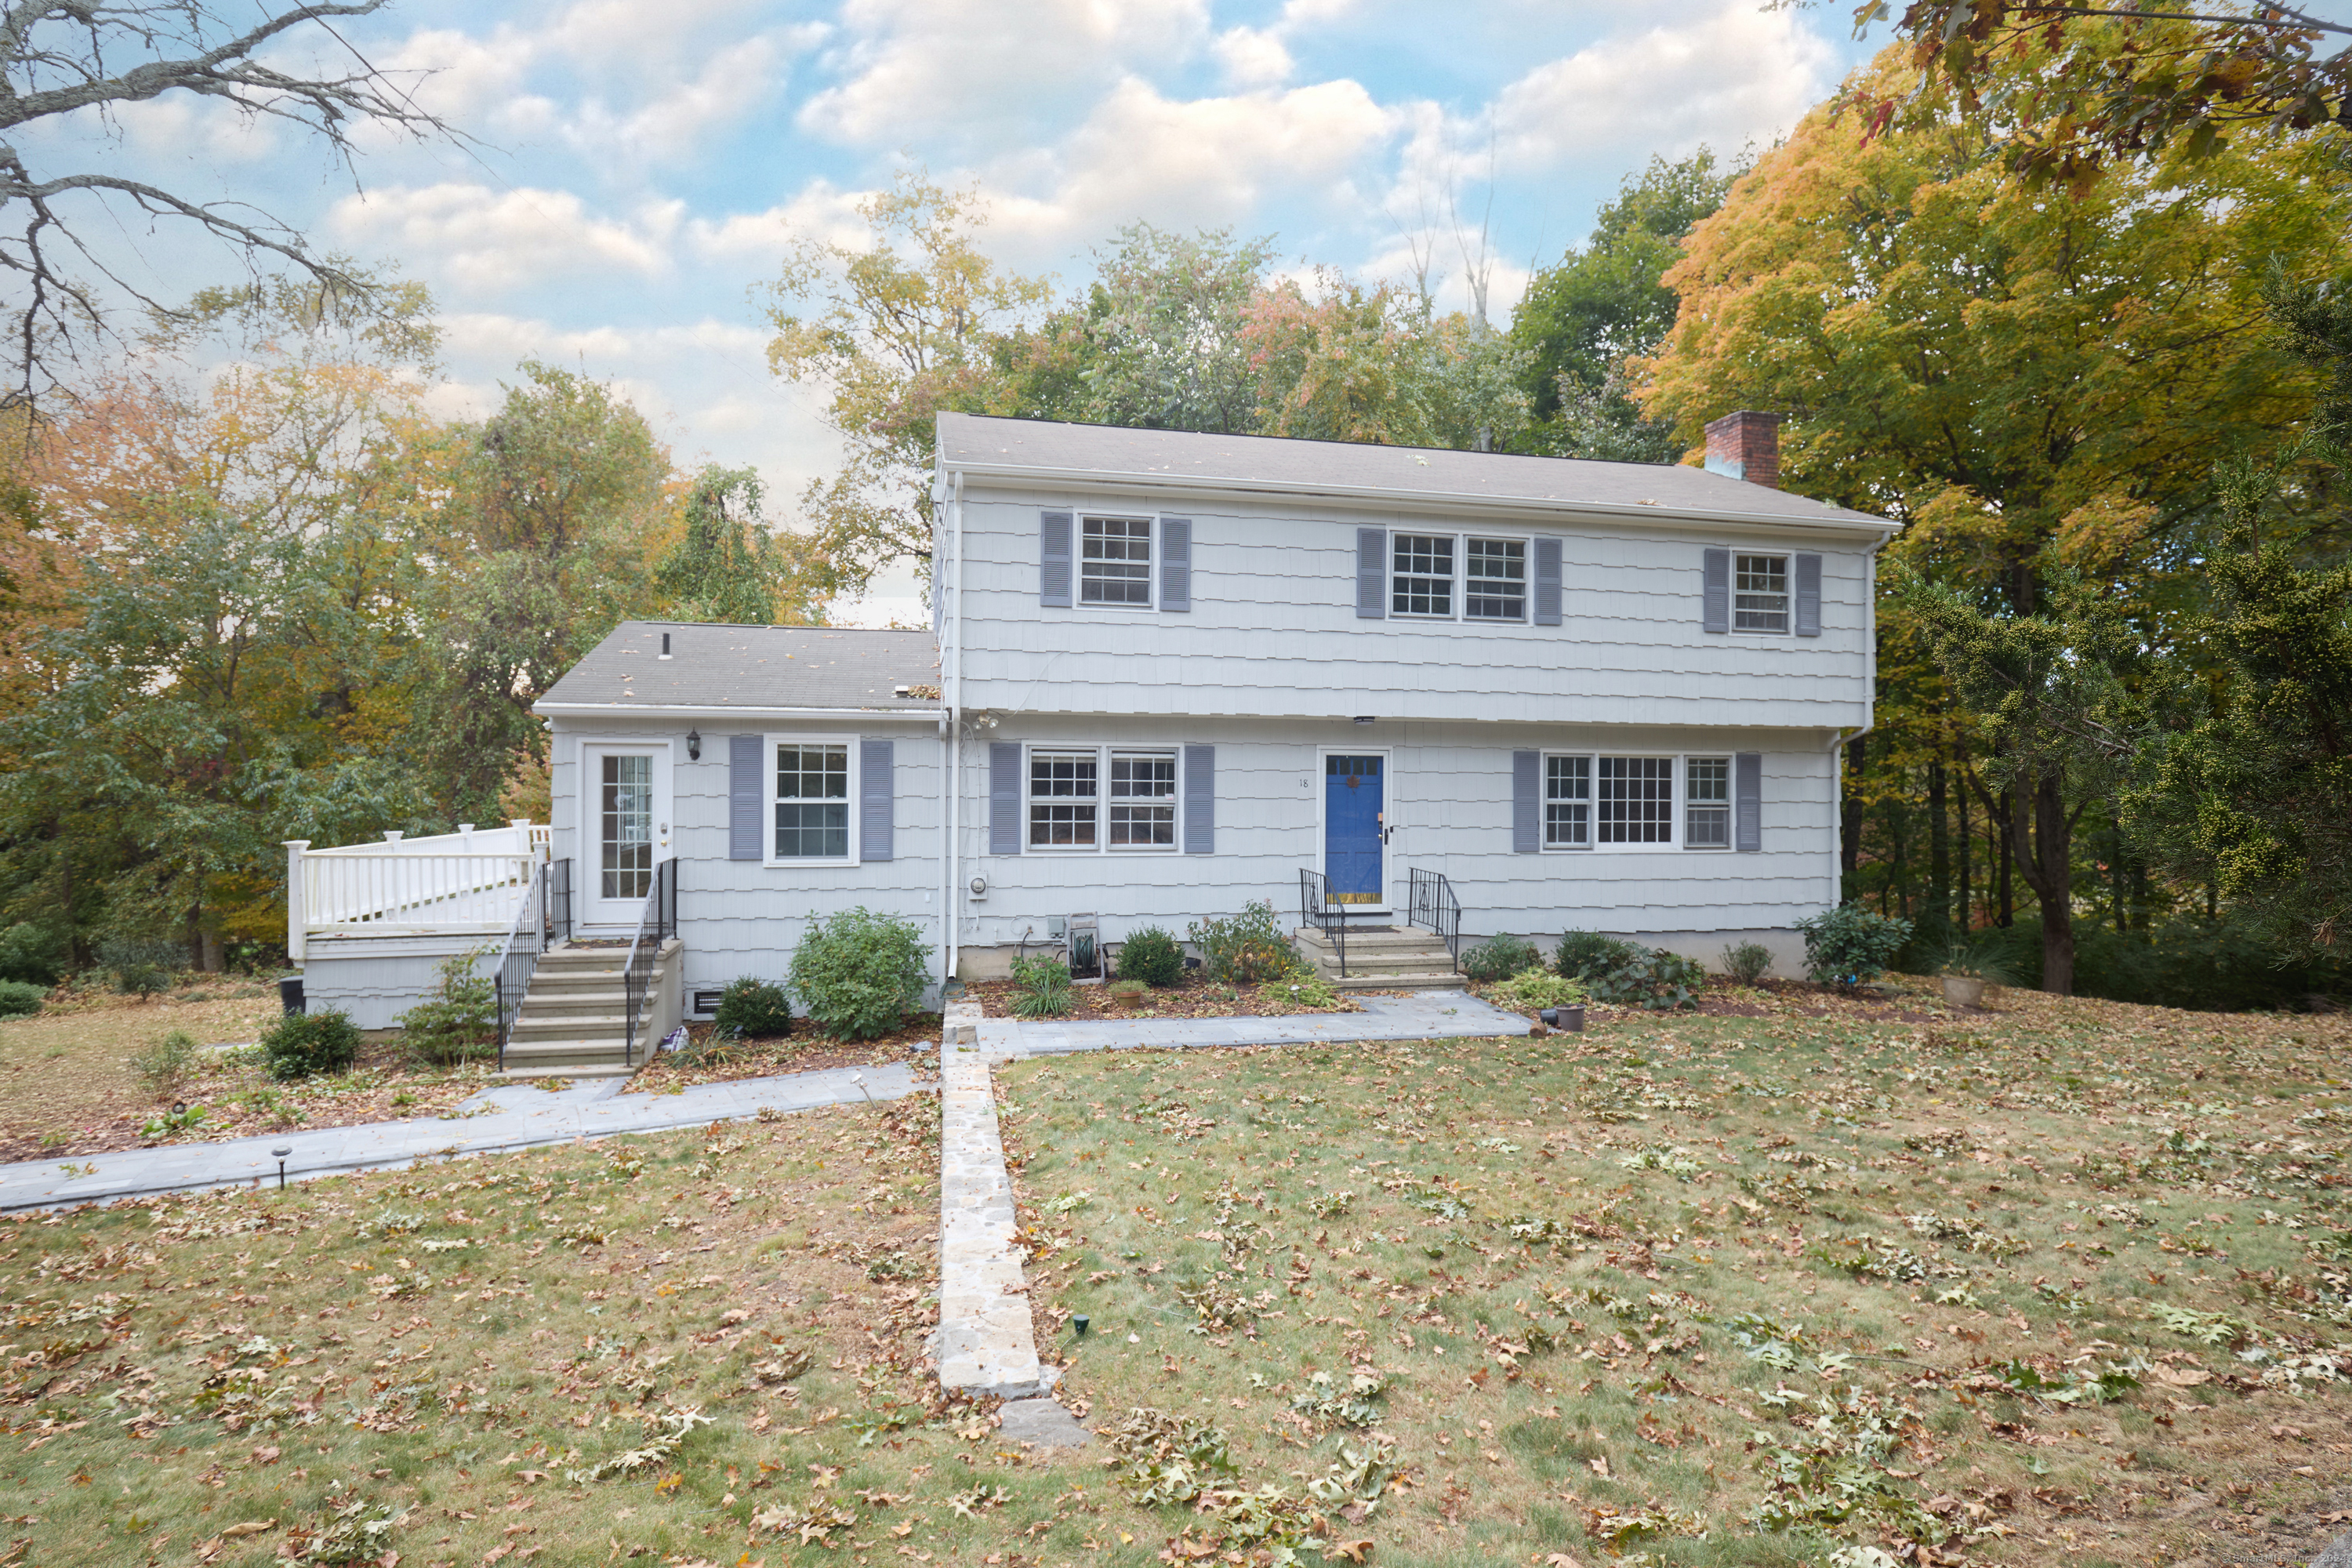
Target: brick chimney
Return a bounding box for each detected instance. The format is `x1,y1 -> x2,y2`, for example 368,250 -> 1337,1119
1704,411 -> 1781,488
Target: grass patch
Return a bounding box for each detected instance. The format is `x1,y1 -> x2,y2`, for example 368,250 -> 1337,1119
995,993 -> 2352,1565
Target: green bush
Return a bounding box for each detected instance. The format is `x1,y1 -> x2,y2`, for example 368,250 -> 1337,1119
1464,935 -> 1543,982
261,1008 -> 361,1081
1718,939 -> 1774,985
98,935 -> 182,999
0,979 -> 44,1018
1189,900 -> 1294,985
1796,903 -> 1915,988
0,923 -> 65,987
396,949 -> 499,1067
714,978 -> 793,1040
1586,948 -> 1705,1011
1009,955 -> 1073,1018
128,1029 -> 199,1098
1555,930 -> 1645,981
1492,969 -> 1588,1011
1116,926 -> 1186,988
788,907 -> 932,1040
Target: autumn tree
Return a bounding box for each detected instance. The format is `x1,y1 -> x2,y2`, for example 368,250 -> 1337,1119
654,465 -> 824,626
1642,40 -> 2352,991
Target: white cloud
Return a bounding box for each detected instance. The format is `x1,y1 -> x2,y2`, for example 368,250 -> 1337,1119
686,180 -> 877,265
1487,1 -> 1829,170
1212,27 -> 1294,89
798,0 -> 1210,147
329,184 -> 684,292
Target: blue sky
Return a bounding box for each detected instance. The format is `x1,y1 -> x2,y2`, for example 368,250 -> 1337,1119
39,0 -> 1893,620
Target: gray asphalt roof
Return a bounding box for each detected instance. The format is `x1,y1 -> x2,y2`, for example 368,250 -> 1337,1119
936,412 -> 1892,529
536,622 -> 942,713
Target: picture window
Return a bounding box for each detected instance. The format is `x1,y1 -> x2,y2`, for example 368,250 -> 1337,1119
1597,756 -> 1673,844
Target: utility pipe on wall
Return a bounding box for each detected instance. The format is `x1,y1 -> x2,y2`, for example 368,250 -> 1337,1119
945,467 -> 965,987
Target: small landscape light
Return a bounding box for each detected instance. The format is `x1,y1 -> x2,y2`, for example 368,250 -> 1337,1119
172,1101 -> 186,1116
1072,1314 -> 1090,1338
271,1145 -> 292,1190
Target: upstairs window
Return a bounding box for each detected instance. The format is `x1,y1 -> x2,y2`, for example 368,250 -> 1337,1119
1081,517 -> 1152,607
1544,754 -> 1591,848
1597,756 -> 1673,844
775,742 -> 851,859
1686,757 -> 1730,848
1465,538 -> 1526,620
1735,554 -> 1789,633
1392,534 -> 1454,616
1029,751 -> 1098,847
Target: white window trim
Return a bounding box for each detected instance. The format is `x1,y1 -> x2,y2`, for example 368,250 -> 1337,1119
1022,744 -> 1184,854
763,731 -> 860,868
1076,513 -> 1159,612
1538,751 -> 1736,853
1388,528 -> 1532,624
1733,551 -> 1792,636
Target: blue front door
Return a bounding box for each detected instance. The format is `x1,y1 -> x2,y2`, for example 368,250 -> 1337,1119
1325,755 -> 1385,905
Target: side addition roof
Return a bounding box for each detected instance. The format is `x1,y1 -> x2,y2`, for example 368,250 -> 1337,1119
934,413 -> 1896,537
535,622 -> 943,719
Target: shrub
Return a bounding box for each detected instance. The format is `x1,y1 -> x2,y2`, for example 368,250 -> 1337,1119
1719,939 -> 1774,985
129,1029 -> 200,1098
1009,955 -> 1073,1018
0,923 -> 64,987
1271,971 -> 1342,1011
788,907 -> 933,1040
1492,969 -> 1588,1012
1116,926 -> 1186,988
1189,900 -> 1294,985
1555,930 -> 1644,981
713,978 -> 793,1040
396,949 -> 498,1067
261,1008 -> 361,1081
1586,948 -> 1706,1011
0,979 -> 44,1018
1463,935 -> 1543,982
1795,904 -> 1915,988
98,935 -> 182,999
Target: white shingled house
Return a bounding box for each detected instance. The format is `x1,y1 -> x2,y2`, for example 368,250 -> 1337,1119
289,412 -> 1895,1074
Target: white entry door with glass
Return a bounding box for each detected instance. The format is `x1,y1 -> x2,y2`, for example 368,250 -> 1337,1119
583,744 -> 672,928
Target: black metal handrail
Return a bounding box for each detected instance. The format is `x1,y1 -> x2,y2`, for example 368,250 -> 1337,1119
1298,868 -> 1348,978
545,857 -> 573,947
1407,868 -> 1462,973
620,858 -> 678,1068
493,864 -> 549,1073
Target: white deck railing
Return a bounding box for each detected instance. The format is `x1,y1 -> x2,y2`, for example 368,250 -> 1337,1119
284,820 -> 550,963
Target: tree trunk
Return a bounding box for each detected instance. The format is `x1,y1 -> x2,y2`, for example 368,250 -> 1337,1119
2006,766 -> 2076,995
1956,761 -> 1973,934
1842,733 -> 1868,895
1928,757 -> 1951,944
1994,786 -> 2015,927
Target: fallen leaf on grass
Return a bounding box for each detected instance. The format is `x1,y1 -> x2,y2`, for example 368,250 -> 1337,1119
1330,1541 -> 1375,1563
220,1521 -> 274,1537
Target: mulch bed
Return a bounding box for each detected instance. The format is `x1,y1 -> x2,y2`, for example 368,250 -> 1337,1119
620,1015 -> 944,1094
0,1036 -> 496,1161
963,972 -> 1364,1021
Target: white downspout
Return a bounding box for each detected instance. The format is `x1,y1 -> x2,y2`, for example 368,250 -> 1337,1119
946,468 -> 965,987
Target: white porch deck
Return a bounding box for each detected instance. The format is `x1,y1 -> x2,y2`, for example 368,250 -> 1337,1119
285,821 -> 550,961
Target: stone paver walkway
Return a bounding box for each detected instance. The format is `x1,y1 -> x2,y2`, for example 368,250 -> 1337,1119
0,1062 -> 924,1213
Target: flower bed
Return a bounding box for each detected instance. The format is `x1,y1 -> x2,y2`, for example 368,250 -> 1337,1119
964,971 -> 1363,1021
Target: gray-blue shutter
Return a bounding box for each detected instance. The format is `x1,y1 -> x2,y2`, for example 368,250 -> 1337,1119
728,735 -> 761,861
1160,516 -> 1191,612
1356,527 -> 1387,619
1534,537 -> 1562,626
1702,547 -> 1730,633
989,742 -> 1022,855
1794,553 -> 1821,637
1182,745 -> 1214,855
859,739 -> 894,862
1735,752 -> 1762,852
1040,510 -> 1073,608
1512,750 -> 1540,853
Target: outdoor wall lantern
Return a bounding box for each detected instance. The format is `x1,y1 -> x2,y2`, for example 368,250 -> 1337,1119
686,728 -> 701,760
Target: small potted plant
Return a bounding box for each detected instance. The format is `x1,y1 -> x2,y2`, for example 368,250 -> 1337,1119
1936,938 -> 2013,1009
1108,978 -> 1149,1010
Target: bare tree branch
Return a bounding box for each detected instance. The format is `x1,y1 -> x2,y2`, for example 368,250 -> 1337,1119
0,1 -> 459,401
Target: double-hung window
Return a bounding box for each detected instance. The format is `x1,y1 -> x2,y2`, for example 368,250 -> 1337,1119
773,741 -> 852,861
1081,516 -> 1152,607
1735,554 -> 1789,633
1029,751 -> 1098,847
1685,757 -> 1730,848
1544,755 -> 1591,848
1392,532 -> 1526,621
1109,753 -> 1177,848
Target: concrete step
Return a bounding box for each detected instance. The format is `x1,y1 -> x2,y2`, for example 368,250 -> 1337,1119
517,990 -> 628,1017
509,1012 -> 629,1043
525,968 -> 631,993
1305,948 -> 1454,974
1293,926 -> 1459,981
500,1039 -> 637,1073
1327,971 -> 1468,993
